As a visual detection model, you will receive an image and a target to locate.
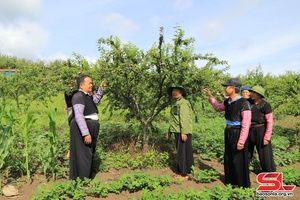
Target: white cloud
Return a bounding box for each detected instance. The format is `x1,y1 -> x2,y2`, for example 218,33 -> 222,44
211,28 -> 300,76
237,38 -> 254,51
0,0 -> 46,59
0,22 -> 48,59
84,55 -> 98,65
99,12 -> 139,39
39,52 -> 98,65
0,0 -> 43,22
200,0 -> 261,42
173,0 -> 193,11
228,29 -> 300,66
229,0 -> 261,21
202,20 -> 226,42
39,52 -> 69,63
149,15 -> 162,29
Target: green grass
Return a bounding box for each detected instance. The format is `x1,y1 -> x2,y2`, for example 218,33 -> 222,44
1,94 -> 300,182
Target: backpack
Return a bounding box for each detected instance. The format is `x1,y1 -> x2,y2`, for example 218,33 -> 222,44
64,90 -> 78,125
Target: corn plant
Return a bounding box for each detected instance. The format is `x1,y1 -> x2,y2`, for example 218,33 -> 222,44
21,113 -> 37,181
0,98 -> 15,188
45,108 -> 58,180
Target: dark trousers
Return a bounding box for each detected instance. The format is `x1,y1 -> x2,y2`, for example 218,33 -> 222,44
249,126 -> 276,172
69,119 -> 99,180
174,133 -> 194,175
224,127 -> 250,188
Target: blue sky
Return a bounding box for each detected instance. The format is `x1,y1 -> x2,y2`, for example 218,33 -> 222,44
0,0 -> 299,76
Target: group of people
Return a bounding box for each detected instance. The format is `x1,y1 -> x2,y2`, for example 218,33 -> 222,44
67,74 -> 276,189
167,78 -> 276,188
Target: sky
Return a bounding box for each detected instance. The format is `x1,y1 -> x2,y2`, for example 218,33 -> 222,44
0,0 -> 299,76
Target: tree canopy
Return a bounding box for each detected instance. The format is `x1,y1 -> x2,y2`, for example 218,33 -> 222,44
95,26 -> 228,148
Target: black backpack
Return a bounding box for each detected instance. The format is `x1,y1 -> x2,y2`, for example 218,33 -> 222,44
64,90 -> 78,125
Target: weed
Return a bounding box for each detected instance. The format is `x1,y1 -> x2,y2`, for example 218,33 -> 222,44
31,171 -> 178,199
190,166 -> 219,183
134,185 -> 261,200
279,166 -> 300,186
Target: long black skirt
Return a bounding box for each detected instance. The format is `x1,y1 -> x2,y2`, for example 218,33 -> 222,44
224,127 -> 250,188
69,119 -> 99,180
249,126 -> 276,172
174,133 -> 194,175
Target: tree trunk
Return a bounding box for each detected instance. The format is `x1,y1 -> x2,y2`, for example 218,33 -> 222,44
14,94 -> 20,110
141,122 -> 150,151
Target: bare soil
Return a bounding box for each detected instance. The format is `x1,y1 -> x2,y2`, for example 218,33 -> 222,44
274,115 -> 300,128
1,159 -> 299,200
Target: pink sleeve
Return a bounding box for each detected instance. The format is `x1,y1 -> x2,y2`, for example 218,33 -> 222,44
264,113 -> 273,141
209,96 -> 225,112
238,110 -> 251,144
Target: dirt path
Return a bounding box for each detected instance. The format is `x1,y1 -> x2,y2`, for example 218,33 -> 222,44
2,159 -> 300,200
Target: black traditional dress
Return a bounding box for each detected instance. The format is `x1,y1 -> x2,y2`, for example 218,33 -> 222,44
248,99 -> 276,172
69,91 -> 99,180
224,97 -> 251,188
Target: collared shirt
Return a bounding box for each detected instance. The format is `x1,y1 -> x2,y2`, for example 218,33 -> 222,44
168,97 -> 193,134
230,95 -> 241,103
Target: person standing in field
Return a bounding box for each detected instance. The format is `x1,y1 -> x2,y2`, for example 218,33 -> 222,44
203,78 -> 251,188
166,84 -> 194,180
248,85 -> 276,172
241,86 -> 251,99
69,74 -> 106,180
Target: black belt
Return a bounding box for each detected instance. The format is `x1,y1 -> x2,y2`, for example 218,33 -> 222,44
226,125 -> 241,129
250,124 -> 264,128
85,118 -> 98,121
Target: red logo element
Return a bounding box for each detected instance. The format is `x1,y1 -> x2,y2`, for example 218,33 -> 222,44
257,172 -> 296,191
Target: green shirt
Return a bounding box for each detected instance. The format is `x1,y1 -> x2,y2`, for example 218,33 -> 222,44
168,97 -> 193,134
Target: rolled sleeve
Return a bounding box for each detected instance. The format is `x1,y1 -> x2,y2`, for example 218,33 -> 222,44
264,113 -> 273,141
238,110 -> 251,144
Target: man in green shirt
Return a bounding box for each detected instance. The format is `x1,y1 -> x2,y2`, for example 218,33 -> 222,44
166,84 -> 194,180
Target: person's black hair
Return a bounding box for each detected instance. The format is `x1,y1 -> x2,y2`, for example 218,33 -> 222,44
76,74 -> 90,89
